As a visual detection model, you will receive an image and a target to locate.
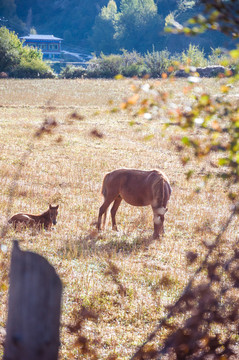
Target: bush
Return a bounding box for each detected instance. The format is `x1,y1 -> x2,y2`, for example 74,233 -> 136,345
120,63 -> 146,77
86,53 -> 123,78
59,65 -> 86,79
120,50 -> 146,77
181,44 -> 207,67
10,57 -> 55,78
144,49 -> 172,77
0,27 -> 56,78
86,51 -> 147,78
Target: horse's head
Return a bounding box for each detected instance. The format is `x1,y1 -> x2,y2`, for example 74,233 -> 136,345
49,204 -> 59,225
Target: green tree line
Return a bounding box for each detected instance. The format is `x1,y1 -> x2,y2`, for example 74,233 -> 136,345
1,26 -> 233,79
0,0 -> 235,54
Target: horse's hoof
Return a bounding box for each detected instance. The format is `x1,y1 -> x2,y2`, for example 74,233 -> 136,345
153,233 -> 160,240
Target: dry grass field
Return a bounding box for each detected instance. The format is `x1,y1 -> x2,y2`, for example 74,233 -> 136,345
0,78 -> 238,359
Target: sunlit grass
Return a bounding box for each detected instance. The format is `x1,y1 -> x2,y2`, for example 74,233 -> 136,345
0,78 -> 237,359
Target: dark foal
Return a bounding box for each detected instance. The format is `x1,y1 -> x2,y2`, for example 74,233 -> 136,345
97,169 -> 171,239
8,204 -> 59,230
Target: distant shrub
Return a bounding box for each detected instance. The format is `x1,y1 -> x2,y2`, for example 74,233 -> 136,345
86,53 -> 122,78
74,46 -> 234,79
144,49 -> 172,77
120,63 -> 145,77
86,51 -> 147,78
0,27 -> 56,78
10,58 -> 55,78
181,44 -> 207,67
120,50 -> 146,77
59,65 -> 86,78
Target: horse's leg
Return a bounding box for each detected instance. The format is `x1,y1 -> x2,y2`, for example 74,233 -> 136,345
97,197 -> 115,231
152,206 -> 165,239
110,195 -> 122,231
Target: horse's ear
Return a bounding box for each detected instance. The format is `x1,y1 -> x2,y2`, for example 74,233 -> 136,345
56,205 -> 59,209
49,204 -> 52,209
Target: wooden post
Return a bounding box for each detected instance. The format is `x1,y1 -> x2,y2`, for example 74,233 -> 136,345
3,241 -> 62,360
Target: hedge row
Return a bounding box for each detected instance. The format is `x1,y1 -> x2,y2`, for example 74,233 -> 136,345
59,46 -> 233,79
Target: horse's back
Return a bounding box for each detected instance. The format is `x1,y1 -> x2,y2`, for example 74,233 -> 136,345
104,168 -> 170,189
102,168 -> 170,207
9,214 -> 30,222
8,213 -> 36,227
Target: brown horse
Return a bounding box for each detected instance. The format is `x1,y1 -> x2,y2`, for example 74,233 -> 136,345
8,204 -> 59,230
97,169 -> 171,239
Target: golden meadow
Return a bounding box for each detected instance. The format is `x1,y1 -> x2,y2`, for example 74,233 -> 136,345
0,78 -> 237,359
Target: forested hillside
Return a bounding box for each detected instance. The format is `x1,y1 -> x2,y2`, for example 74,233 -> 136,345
0,0 -> 235,54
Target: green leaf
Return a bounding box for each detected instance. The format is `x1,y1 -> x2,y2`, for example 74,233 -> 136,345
218,158 -> 229,166
199,94 -> 210,106
186,170 -> 194,180
181,136 -> 191,146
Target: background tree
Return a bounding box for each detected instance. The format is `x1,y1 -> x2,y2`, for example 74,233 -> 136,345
0,26 -> 55,78
0,26 -> 21,72
116,0 -> 162,52
90,0 -> 119,54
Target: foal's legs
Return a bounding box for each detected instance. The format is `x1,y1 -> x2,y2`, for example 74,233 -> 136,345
110,195 -> 122,230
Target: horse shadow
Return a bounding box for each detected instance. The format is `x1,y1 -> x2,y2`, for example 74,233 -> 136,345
57,230 -> 159,259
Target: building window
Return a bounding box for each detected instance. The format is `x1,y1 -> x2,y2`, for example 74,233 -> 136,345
39,44 -> 47,50
49,44 -> 58,50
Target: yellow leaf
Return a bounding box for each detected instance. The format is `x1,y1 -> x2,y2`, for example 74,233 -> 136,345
211,121 -> 222,131
120,102 -> 127,109
221,85 -> 229,93
127,94 -> 139,105
114,74 -> 124,80
143,134 -> 154,141
230,49 -> 239,59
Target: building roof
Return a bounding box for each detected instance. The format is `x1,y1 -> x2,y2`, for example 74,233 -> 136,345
20,34 -> 63,41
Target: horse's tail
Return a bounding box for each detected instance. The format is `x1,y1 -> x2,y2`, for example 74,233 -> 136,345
101,174 -> 109,229
161,178 -> 171,208
101,173 -> 109,198
152,173 -> 171,209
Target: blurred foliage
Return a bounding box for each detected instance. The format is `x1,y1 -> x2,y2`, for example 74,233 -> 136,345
120,2 -> 239,359
120,60 -> 239,186
166,0 -> 239,39
120,0 -> 239,190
